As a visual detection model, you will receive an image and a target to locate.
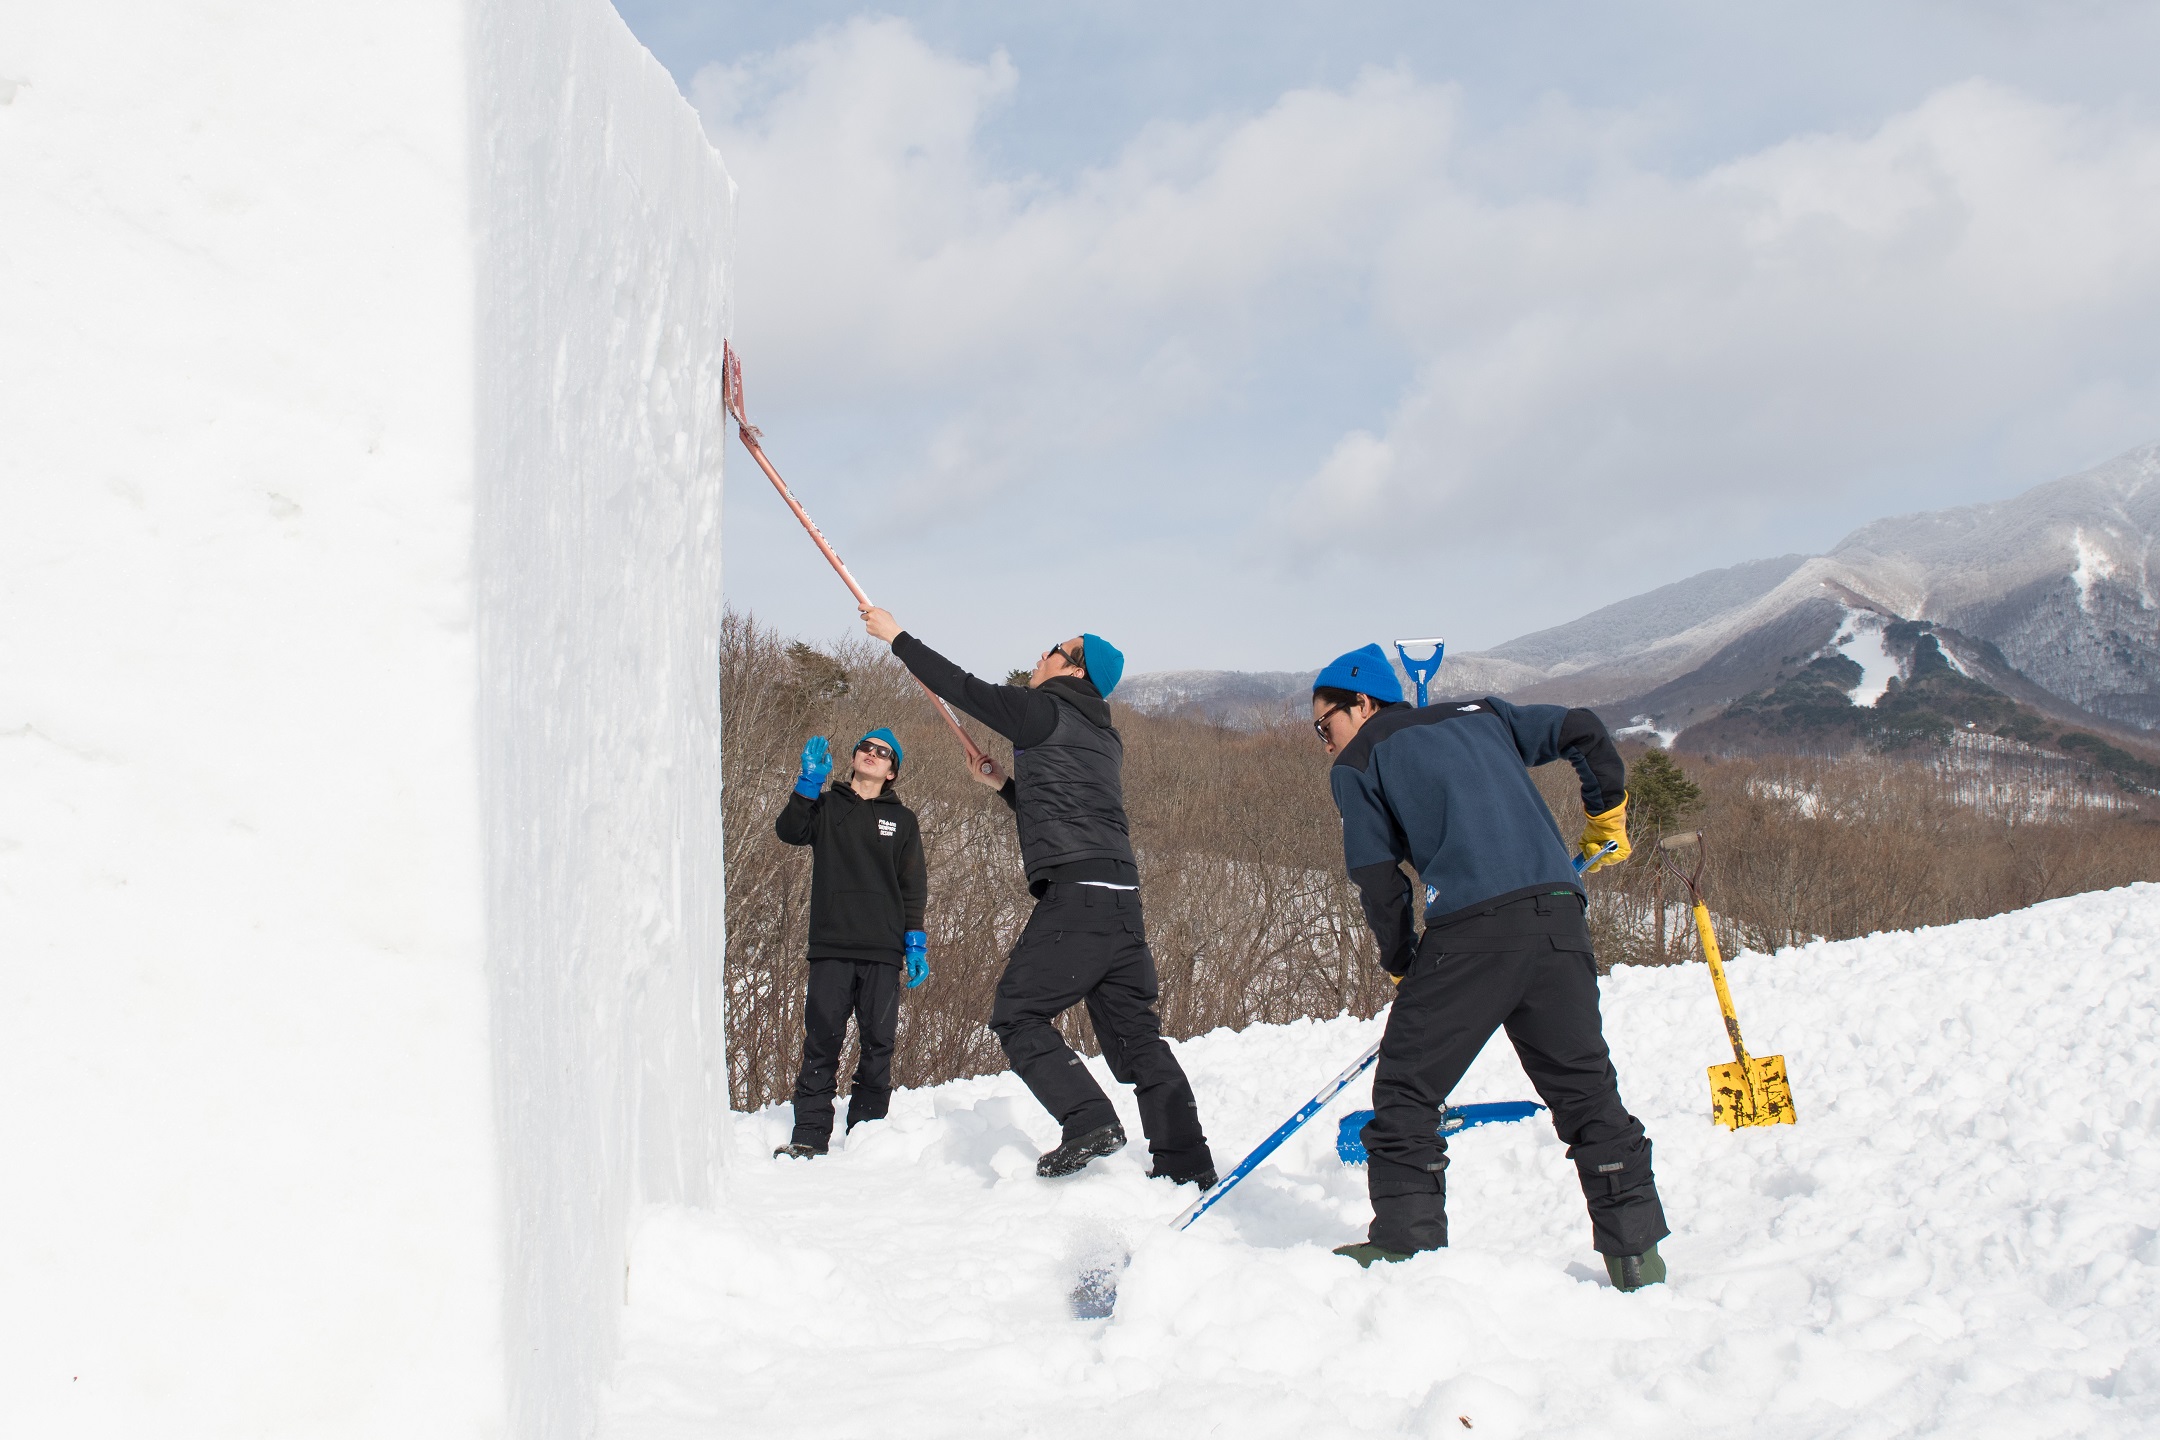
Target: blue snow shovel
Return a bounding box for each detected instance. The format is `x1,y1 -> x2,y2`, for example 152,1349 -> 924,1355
1333,1101 -> 1547,1163
1068,841 -> 1615,1318
1394,637 -> 1445,707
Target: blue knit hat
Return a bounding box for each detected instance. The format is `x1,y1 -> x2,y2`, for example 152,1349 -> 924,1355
1080,634 -> 1124,698
1313,644 -> 1404,704
857,726 -> 903,772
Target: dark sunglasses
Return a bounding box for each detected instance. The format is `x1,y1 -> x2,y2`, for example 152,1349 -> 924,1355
1045,642 -> 1084,670
855,740 -> 895,762
1313,702 -> 1351,741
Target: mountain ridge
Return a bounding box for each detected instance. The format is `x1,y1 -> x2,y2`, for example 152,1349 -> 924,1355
1124,441 -> 2160,745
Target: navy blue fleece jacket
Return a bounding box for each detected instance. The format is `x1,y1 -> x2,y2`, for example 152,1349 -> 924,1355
1329,696 -> 1626,974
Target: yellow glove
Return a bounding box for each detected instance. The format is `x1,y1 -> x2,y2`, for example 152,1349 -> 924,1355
1580,793 -> 1631,873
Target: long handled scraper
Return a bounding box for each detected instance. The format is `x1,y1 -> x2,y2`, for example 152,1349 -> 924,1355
722,343 -> 994,776
1658,831 -> 1796,1129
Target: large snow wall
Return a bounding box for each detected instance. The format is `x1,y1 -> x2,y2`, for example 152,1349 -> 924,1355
0,4 -> 733,1438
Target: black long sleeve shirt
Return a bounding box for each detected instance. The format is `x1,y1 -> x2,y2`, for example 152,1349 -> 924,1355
890,631 -> 1138,890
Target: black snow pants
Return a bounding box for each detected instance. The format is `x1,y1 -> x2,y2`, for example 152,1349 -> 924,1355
1363,892 -> 1668,1258
987,883 -> 1213,1180
789,958 -> 901,1147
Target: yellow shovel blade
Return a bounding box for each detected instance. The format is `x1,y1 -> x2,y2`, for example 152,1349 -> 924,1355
1708,1055 -> 1796,1129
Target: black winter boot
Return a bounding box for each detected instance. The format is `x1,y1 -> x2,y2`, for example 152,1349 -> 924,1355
1605,1244 -> 1667,1291
1147,1162 -> 1217,1189
1036,1123 -> 1126,1177
773,1141 -> 827,1160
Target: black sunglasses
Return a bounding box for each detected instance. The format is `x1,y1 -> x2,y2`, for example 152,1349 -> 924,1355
855,740 -> 895,762
1313,702 -> 1352,741
1046,642 -> 1085,670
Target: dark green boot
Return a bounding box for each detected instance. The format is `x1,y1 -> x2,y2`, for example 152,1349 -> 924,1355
1605,1244 -> 1667,1291
1333,1242 -> 1415,1268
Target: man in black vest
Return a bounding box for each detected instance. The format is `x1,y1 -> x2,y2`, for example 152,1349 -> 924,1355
860,605 -> 1216,1186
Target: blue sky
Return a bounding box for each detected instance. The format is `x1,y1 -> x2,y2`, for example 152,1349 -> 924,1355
616,1 -> 2160,675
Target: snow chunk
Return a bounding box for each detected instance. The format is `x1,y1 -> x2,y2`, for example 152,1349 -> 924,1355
1614,715 -> 1681,747
0,4 -> 732,1437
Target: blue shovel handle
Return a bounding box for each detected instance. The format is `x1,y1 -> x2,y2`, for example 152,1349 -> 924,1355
1393,638 -> 1445,709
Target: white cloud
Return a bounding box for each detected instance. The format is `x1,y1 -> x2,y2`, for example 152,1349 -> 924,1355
1296,81 -> 2160,565
695,19 -> 2160,665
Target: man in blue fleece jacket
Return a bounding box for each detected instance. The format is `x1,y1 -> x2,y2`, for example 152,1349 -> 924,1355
1313,644 -> 1669,1290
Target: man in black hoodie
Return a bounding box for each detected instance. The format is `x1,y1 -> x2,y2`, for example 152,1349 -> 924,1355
860,605 -> 1216,1187
772,725 -> 929,1159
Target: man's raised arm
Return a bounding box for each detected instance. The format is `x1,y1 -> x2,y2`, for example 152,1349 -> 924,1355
860,605 -> 1053,746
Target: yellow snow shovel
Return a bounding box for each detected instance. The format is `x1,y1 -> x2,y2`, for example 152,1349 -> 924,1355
1658,832 -> 1796,1129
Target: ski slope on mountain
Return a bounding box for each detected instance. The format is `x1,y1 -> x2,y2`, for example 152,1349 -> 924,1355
604,885 -> 2160,1439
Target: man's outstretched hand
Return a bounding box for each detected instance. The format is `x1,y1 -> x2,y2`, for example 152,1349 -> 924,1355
860,605 -> 901,644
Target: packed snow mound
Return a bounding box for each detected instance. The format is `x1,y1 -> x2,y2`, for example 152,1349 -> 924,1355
1,3 -> 730,1438
605,885 -> 2160,1439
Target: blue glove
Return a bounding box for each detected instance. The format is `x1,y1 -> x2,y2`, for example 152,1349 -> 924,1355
794,736 -> 832,798
904,930 -> 928,989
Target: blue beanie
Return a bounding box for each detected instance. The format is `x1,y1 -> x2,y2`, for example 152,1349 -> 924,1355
858,726 -> 903,772
1080,633 -> 1124,698
1313,644 -> 1404,704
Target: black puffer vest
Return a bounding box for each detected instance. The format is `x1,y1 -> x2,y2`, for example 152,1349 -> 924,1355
1011,682 -> 1138,881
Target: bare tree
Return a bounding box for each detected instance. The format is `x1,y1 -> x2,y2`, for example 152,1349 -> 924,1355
723,612 -> 2160,1105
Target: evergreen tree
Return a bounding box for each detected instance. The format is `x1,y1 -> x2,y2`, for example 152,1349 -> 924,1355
1628,748 -> 1704,843
1628,747 -> 1705,962
784,641 -> 851,707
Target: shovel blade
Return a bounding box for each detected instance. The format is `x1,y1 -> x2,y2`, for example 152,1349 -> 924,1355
1708,1055 -> 1796,1129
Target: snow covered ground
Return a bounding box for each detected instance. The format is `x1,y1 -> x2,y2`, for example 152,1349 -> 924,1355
604,885 -> 2160,1439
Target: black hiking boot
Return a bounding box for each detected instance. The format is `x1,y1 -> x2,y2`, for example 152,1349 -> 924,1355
773,1141 -> 827,1160
1036,1123 -> 1126,1178
1148,1163 -> 1218,1189
1605,1244 -> 1667,1291
1333,1242 -> 1416,1268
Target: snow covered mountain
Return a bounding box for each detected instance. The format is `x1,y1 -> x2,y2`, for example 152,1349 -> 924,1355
1527,440 -> 2160,734
1115,668 -> 1320,725
1832,444 -> 2160,728
1126,442 -> 2160,739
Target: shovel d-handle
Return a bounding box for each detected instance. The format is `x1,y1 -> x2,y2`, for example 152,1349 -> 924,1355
1393,637 -> 1446,709
723,343 -> 993,776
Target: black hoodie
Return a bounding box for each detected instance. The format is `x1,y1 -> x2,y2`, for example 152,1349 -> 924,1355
775,781 -> 928,963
